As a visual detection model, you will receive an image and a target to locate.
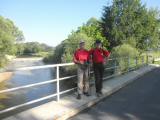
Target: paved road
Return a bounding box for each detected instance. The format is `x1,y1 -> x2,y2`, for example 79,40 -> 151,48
69,68 -> 160,120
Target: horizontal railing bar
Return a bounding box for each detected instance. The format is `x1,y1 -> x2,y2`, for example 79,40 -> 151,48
0,88 -> 78,114
60,87 -> 77,95
0,74 -> 85,94
0,93 -> 57,114
0,79 -> 57,94
0,75 -> 78,94
103,65 -> 139,80
105,66 -> 118,70
108,57 -> 133,61
59,75 -> 77,81
16,63 -> 75,71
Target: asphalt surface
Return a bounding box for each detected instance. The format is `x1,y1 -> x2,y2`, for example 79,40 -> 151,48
69,68 -> 160,120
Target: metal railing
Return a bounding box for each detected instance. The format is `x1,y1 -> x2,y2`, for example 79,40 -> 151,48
0,56 -> 149,114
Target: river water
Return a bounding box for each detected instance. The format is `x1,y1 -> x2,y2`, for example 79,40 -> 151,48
0,58 -> 63,118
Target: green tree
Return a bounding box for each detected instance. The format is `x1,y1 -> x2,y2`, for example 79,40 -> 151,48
23,42 -> 41,55
77,17 -> 109,47
40,43 -> 53,52
112,44 -> 139,72
0,16 -> 24,55
15,43 -> 25,55
0,16 -> 24,67
101,0 -> 160,51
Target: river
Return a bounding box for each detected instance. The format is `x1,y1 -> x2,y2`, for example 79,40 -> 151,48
0,58 -> 62,118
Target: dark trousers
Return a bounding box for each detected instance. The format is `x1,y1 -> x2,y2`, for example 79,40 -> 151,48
93,63 -> 104,93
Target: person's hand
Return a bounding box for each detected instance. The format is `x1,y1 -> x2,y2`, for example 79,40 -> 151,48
79,61 -> 84,64
103,61 -> 106,66
103,57 -> 108,65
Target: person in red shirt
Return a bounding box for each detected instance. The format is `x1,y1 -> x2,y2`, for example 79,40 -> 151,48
73,40 -> 90,99
89,40 -> 110,97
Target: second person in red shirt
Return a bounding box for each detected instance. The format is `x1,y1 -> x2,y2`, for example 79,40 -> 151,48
89,40 -> 110,97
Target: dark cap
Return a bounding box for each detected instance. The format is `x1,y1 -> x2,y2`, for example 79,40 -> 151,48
95,40 -> 102,44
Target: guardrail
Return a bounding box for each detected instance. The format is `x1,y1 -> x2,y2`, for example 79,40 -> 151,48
0,56 -> 149,114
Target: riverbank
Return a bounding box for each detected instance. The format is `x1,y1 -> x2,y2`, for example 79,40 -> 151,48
13,57 -> 43,61
0,72 -> 13,83
3,57 -> 43,71
0,57 -> 43,82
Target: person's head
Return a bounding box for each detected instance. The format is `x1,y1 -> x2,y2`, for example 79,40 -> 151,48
79,40 -> 85,49
95,40 -> 102,48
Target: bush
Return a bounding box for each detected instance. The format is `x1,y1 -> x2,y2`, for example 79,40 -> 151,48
35,52 -> 50,57
0,55 -> 8,68
112,44 -> 139,72
112,44 -> 139,58
43,53 -> 55,64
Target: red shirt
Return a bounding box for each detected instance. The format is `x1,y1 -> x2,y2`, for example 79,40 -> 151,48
89,48 -> 110,63
73,49 -> 89,64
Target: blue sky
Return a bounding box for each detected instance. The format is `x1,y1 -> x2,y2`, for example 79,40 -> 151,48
0,0 -> 160,47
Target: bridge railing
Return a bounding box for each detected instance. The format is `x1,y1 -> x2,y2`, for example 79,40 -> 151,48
0,56 -> 150,114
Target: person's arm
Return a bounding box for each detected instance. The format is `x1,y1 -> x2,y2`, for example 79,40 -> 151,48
102,49 -> 111,64
103,49 -> 111,58
73,51 -> 79,64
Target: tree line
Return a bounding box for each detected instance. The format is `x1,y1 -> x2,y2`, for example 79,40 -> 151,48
16,42 -> 54,56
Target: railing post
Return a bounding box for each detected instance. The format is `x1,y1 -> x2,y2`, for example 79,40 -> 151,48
135,57 -> 138,69
152,56 -> 154,64
142,56 -> 144,66
56,66 -> 60,101
146,55 -> 149,65
153,57 -> 155,64
128,57 -> 130,72
114,58 -> 117,73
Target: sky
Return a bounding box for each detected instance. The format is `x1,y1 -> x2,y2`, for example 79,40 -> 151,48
0,0 -> 160,47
